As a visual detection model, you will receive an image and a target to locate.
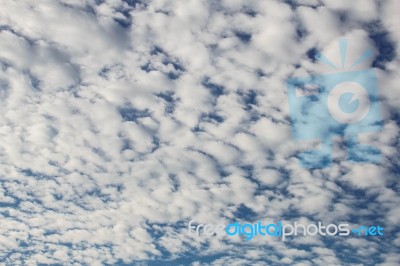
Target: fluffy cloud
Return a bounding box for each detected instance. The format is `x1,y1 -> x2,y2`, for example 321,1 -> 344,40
0,0 -> 398,265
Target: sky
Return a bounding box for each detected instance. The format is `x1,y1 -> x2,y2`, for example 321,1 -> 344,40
0,0 -> 399,265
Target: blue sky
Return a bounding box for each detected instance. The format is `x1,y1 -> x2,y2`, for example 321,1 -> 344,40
0,0 -> 399,265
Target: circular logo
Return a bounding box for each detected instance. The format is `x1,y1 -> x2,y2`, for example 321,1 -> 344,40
327,82 -> 370,124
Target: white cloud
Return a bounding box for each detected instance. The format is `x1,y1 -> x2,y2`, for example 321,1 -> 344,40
0,0 -> 398,264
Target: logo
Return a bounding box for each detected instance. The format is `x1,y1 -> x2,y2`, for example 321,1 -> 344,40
286,39 -> 382,168
187,220 -> 384,241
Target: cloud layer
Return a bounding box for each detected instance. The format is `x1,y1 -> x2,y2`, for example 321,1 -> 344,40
0,0 -> 399,265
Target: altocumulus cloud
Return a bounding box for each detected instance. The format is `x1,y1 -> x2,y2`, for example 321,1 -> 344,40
0,0 -> 399,265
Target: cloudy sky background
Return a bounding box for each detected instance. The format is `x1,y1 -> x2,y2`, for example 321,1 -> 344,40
0,0 -> 399,265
